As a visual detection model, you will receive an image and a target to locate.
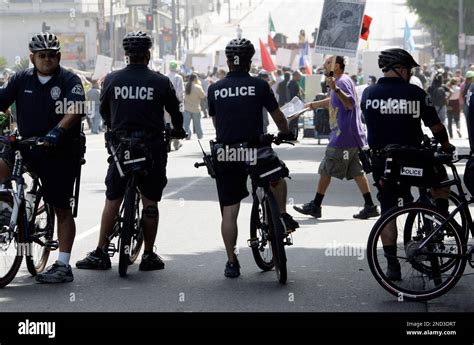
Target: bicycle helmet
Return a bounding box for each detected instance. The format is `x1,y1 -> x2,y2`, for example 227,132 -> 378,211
122,31 -> 152,53
29,32 -> 60,53
378,48 -> 419,73
225,38 -> 255,63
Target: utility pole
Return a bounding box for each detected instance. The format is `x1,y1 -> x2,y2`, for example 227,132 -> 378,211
228,0 -> 231,24
185,0 -> 189,50
171,0 -> 177,57
459,0 -> 465,69
110,0 -> 114,62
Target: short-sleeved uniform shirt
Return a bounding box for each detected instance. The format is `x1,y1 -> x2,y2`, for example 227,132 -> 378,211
100,64 -> 184,202
0,66 -> 85,209
361,77 -> 443,213
207,70 -> 279,206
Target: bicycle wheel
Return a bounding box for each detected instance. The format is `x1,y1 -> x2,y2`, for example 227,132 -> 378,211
0,192 -> 23,288
128,192 -> 143,265
250,197 -> 274,271
25,199 -> 55,275
367,204 -> 467,301
265,192 -> 287,284
118,180 -> 136,277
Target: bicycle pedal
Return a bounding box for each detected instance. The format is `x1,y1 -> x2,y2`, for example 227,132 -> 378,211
45,240 -> 59,250
247,238 -> 259,248
105,242 -> 117,257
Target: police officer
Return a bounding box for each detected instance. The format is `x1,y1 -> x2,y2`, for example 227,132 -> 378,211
76,31 -> 186,271
466,75 -> 474,149
0,32 -> 85,283
361,48 -> 455,281
207,38 -> 299,278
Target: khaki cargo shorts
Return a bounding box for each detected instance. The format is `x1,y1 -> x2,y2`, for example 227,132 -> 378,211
318,147 -> 364,180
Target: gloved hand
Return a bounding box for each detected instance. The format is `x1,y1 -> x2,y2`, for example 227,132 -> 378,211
440,143 -> 456,154
171,127 -> 187,139
45,126 -> 66,146
277,131 -> 296,142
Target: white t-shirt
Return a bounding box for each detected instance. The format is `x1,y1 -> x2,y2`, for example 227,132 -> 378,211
37,75 -> 52,84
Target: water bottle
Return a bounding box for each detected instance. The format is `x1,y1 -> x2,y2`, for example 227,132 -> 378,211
25,192 -> 36,222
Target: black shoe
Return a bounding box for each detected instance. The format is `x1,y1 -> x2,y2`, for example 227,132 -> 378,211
75,250 -> 111,270
224,260 -> 240,278
139,252 -> 165,271
36,261 -> 74,283
353,205 -> 380,219
293,201 -> 321,219
386,262 -> 402,281
281,213 -> 299,233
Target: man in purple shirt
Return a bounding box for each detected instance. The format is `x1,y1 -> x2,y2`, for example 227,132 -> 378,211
293,56 -> 379,219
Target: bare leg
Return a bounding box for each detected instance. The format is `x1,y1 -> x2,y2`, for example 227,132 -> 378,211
54,208 -> 76,253
221,203 -> 240,263
270,179 -> 287,214
98,198 -> 122,249
141,195 -> 159,252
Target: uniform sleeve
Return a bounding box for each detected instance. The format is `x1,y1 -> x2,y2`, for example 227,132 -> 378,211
263,82 -> 279,113
99,76 -> 111,126
360,87 -> 369,122
420,90 -> 441,127
0,73 -> 20,112
64,75 -> 86,116
208,85 -> 216,117
163,79 -> 184,129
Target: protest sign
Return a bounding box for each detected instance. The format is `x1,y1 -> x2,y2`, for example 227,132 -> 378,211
276,48 -> 292,68
315,0 -> 366,58
92,55 -> 113,81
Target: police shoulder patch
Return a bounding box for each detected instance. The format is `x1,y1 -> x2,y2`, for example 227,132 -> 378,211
71,84 -> 84,96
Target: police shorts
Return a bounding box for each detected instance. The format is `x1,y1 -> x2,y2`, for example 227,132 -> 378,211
105,144 -> 168,202
215,161 -> 250,207
372,156 -> 448,214
318,147 -> 364,180
0,146 -> 79,210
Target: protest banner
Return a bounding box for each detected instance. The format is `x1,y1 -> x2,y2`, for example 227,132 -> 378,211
315,0 -> 366,58
276,48 -> 292,68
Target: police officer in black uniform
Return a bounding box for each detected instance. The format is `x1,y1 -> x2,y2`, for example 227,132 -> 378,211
361,48 -> 455,281
0,32 -> 85,283
76,31 -> 186,271
208,38 -> 299,278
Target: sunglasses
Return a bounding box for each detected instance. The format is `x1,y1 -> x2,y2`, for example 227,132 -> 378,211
37,51 -> 58,59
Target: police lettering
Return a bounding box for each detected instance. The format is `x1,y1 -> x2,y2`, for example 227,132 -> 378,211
366,98 -> 420,118
114,86 -> 154,100
214,86 -> 256,100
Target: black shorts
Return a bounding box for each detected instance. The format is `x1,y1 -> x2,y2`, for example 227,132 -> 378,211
372,156 -> 448,214
105,142 -> 168,202
0,145 -> 79,210
215,161 -> 250,207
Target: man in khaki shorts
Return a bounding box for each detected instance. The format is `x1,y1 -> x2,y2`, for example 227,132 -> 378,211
293,56 -> 379,219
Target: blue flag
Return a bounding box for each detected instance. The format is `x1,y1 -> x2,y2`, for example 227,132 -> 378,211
404,19 -> 415,52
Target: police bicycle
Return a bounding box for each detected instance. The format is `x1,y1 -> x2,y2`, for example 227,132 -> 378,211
195,134 -> 294,284
0,134 -> 57,287
367,146 -> 474,301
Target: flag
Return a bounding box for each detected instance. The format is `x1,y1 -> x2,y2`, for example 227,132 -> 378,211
259,39 -> 276,72
404,19 -> 415,52
360,15 -> 372,41
268,34 -> 277,53
269,13 -> 276,33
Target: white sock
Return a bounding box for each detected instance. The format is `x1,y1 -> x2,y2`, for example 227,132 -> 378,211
57,252 -> 71,266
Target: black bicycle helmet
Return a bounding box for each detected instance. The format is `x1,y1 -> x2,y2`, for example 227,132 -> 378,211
225,38 -> 255,63
378,48 -> 419,72
29,32 -> 60,53
122,31 -> 152,53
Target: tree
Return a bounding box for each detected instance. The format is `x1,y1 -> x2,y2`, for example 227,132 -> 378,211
407,0 -> 474,53
13,57 -> 30,72
0,56 -> 7,70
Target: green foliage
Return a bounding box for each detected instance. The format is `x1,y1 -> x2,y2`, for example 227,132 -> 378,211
12,57 -> 30,72
407,0 -> 474,53
0,56 -> 7,70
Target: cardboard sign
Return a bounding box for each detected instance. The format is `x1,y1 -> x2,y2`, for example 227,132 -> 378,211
192,55 -> 213,74
315,0 -> 366,58
92,55 -> 113,81
276,48 -> 292,68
